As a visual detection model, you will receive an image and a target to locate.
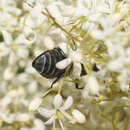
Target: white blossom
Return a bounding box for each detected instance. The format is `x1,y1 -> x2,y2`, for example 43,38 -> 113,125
47,4 -> 63,24
71,109 -> 86,124
107,58 -> 124,71
44,36 -> 55,49
15,114 -> 30,122
57,42 -> 83,79
29,97 -> 42,111
38,94 -> 73,127
59,42 -> 68,54
53,94 -> 63,108
3,67 -> 14,80
83,76 -> 100,98
0,0 -> 130,130
1,30 -> 13,45
56,58 -> 71,69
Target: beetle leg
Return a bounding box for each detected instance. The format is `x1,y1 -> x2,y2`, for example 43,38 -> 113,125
80,63 -> 87,76
51,77 -> 60,88
75,82 -> 84,89
92,63 -> 100,72
74,79 -> 84,89
51,71 -> 64,88
73,63 -> 87,89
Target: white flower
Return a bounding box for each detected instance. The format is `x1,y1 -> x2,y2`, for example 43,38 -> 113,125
20,118 -> 45,130
57,42 -> 83,79
38,94 -> 73,128
1,30 -> 12,45
0,112 -> 15,124
43,36 -> 55,49
59,5 -> 75,16
0,0 -> 129,130
119,83 -> 129,92
38,94 -> 86,129
74,6 -> 89,17
105,40 -> 117,58
16,73 -> 30,84
23,26 -> 37,43
47,4 -> 63,24
33,119 -> 46,130
0,96 -> 11,107
71,109 -> 86,124
27,81 -> 38,93
58,42 -> 68,54
90,30 -> 106,40
15,26 -> 37,45
105,40 -> 125,58
71,63 -> 82,78
3,67 -> 14,80
16,48 -> 29,58
29,97 -> 42,111
69,49 -> 82,63
107,58 -> 124,71
96,3 -> 111,13
23,0 -> 34,12
117,70 -> 129,91
0,43 -> 10,57
126,48 -> 130,56
15,113 -> 30,122
59,42 -> 82,63
56,58 -> 71,69
82,76 -> 100,98
53,94 -> 63,108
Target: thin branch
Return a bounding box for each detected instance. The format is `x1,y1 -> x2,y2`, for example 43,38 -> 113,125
24,1 -> 81,42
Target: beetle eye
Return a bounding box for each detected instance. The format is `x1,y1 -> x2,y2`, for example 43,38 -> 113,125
32,56 -> 45,73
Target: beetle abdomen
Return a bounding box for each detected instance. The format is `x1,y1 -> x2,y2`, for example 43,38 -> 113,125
32,47 -> 67,78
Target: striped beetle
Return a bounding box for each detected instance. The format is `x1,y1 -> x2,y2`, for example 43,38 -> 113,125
32,46 -> 87,89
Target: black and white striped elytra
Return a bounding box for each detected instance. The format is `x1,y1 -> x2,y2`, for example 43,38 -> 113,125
32,47 -> 67,87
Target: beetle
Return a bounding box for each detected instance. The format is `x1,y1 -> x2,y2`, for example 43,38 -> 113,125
32,47 -> 87,89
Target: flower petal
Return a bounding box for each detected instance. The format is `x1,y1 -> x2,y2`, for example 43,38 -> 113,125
29,97 -> 42,111
15,113 -> 30,122
34,119 -> 45,130
72,109 -> 86,124
44,115 -> 55,125
60,109 -> 73,121
56,58 -> 71,69
38,107 -> 55,118
2,30 -> 12,45
61,96 -> 73,110
83,76 -> 100,97
59,42 -> 68,54
71,63 -> 81,78
53,94 -> 63,109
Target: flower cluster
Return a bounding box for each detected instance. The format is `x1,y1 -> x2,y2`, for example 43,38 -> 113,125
29,94 -> 85,129
0,0 -> 130,130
